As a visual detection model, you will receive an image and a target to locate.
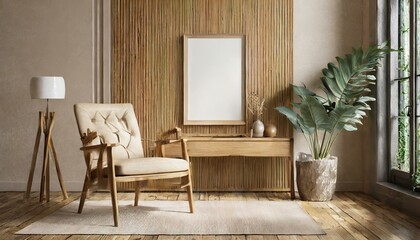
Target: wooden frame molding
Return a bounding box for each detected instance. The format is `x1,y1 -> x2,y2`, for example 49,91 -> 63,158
183,35 -> 246,125
93,0 -> 111,103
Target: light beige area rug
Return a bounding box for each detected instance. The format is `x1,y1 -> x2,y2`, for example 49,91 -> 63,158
17,200 -> 324,235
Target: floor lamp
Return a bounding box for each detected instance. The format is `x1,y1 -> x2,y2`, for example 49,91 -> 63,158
25,76 -> 68,202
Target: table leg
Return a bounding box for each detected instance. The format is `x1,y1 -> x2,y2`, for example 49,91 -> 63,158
290,138 -> 295,199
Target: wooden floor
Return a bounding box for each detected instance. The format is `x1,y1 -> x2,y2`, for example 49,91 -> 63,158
0,191 -> 419,240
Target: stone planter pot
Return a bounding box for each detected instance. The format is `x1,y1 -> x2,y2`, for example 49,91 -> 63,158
296,152 -> 337,201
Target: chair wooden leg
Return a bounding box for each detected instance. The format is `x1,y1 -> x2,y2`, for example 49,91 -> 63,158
134,181 -> 140,206
181,139 -> 194,213
186,174 -> 194,213
187,184 -> 194,213
109,177 -> 119,227
107,148 -> 119,227
78,173 -> 90,213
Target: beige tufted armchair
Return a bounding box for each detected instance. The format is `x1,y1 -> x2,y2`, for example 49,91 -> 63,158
74,103 -> 194,227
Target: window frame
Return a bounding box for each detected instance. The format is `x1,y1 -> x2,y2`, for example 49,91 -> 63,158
388,0 -> 418,190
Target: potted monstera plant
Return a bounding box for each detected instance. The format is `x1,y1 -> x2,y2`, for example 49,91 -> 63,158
276,43 -> 389,201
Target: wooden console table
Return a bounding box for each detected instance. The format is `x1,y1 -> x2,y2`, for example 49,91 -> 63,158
157,137 -> 295,199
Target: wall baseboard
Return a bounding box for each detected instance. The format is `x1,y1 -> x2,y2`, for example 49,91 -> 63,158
1,180 -> 363,192
335,181 -> 364,191
0,181 -> 83,192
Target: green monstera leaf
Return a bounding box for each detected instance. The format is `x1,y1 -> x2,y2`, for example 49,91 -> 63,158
300,96 -> 330,131
328,105 -> 361,132
321,43 -> 389,108
275,43 -> 391,159
274,106 -> 311,134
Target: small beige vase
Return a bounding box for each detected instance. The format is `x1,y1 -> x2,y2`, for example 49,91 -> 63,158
252,120 -> 264,137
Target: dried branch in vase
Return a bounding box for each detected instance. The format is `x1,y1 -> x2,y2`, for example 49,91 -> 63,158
247,92 -> 266,121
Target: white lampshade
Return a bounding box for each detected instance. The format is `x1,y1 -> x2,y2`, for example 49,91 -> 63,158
30,76 -> 65,99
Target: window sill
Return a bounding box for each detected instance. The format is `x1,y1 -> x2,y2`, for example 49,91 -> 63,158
374,182 -> 420,218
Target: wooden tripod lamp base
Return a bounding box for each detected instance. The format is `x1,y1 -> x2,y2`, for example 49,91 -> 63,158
25,111 -> 68,202
26,76 -> 68,202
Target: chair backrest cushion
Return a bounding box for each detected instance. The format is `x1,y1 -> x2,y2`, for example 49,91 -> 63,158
74,103 -> 144,159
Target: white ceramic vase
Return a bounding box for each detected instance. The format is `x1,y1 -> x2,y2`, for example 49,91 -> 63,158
252,120 -> 264,137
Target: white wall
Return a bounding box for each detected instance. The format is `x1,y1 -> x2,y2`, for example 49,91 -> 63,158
0,0 -> 93,191
294,0 -> 370,191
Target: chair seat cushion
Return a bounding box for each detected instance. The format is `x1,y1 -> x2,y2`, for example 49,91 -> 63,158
106,157 -> 189,176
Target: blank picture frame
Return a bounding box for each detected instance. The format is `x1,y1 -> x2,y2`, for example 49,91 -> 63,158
183,35 -> 245,125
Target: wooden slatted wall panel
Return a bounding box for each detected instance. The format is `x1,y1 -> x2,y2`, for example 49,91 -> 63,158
112,0 -> 293,191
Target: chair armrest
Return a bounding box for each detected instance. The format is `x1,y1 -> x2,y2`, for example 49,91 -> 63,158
159,127 -> 182,140
156,139 -> 190,163
80,143 -> 119,152
180,139 -> 190,163
80,143 -> 119,183
158,139 -> 183,145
